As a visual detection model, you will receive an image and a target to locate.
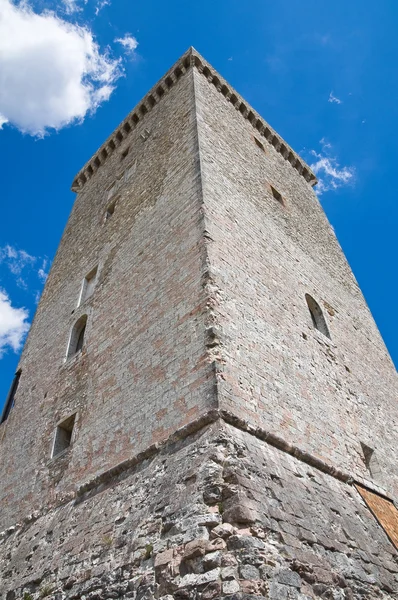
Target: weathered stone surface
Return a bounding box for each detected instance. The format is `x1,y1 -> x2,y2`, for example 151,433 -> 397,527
239,564 -> 260,580
211,523 -> 236,539
0,423 -> 396,599
0,48 -> 397,600
183,539 -> 207,560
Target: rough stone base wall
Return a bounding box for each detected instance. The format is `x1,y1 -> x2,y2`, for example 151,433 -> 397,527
1,422 -> 397,600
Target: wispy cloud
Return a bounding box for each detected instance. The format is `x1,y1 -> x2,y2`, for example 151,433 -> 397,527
309,139 -> 355,195
115,34 -> 138,57
0,0 -> 122,136
0,289 -> 30,358
0,246 -> 35,276
95,0 -> 111,15
37,258 -> 49,283
328,91 -> 342,105
61,0 -> 84,14
0,245 -> 49,288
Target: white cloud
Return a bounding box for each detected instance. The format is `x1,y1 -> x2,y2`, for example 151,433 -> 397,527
0,289 -> 30,357
0,245 -> 35,275
95,0 -> 110,15
0,0 -> 122,136
61,0 -> 83,14
115,34 -> 138,56
0,245 -> 49,285
309,140 -> 355,195
37,258 -> 49,283
328,91 -> 342,105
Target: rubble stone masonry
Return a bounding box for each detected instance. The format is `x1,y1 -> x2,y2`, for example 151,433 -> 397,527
0,48 -> 397,599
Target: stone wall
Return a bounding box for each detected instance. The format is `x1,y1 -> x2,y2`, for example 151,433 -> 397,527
0,66 -> 216,528
1,49 -> 397,600
1,422 -> 397,599
193,65 -> 398,498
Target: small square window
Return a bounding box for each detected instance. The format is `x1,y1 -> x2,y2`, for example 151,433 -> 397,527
270,185 -> 284,205
78,266 -> 97,306
360,442 -> 381,479
104,199 -> 117,222
121,147 -> 130,161
52,414 -> 76,458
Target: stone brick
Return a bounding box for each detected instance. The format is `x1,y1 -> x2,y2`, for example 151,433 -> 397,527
183,539 -> 207,559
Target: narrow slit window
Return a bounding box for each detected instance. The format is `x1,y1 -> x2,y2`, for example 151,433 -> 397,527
67,315 -> 87,359
104,199 -> 117,221
361,443 -> 382,480
305,294 -> 331,339
254,137 -> 265,152
120,147 -> 130,161
52,414 -> 76,458
78,266 -> 97,306
270,185 -> 284,205
1,369 -> 21,424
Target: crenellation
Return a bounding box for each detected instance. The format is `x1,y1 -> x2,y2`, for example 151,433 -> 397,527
71,49 -> 318,194
147,94 -> 157,108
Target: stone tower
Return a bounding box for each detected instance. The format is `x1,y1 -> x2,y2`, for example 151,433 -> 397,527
1,48 -> 397,600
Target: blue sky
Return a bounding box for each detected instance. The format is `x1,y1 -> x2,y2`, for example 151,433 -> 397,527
0,0 -> 397,408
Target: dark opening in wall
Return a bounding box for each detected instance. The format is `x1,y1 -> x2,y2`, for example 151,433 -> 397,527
105,199 -> 117,221
121,147 -> 130,161
305,294 -> 331,339
361,442 -> 382,480
52,414 -> 76,458
67,315 -> 87,359
79,266 -> 98,306
0,369 -> 21,424
270,185 -> 284,205
254,137 -> 265,152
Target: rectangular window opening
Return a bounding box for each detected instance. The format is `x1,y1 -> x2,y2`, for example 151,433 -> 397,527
271,185 -> 284,205
52,414 -> 76,458
104,198 -> 117,222
254,137 -> 265,152
78,266 -> 98,306
120,147 -> 130,161
360,442 -> 381,479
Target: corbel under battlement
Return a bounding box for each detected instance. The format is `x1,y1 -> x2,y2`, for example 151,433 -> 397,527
71,47 -> 317,193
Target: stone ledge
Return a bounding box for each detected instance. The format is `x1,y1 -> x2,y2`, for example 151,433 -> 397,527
71,47 -> 317,193
75,409 -> 392,505
1,410 -> 394,545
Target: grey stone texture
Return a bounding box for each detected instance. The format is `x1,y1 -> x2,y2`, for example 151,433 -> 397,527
1,423 -> 397,599
0,55 -> 215,528
192,57 -> 398,498
0,47 -> 397,599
